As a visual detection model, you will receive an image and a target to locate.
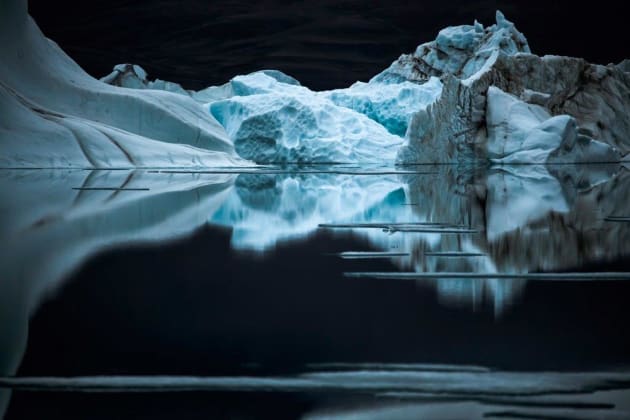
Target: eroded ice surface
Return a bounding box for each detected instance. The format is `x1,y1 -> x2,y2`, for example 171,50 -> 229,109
372,11 -> 530,84
486,87 -> 620,164
324,77 -> 443,136
208,73 -> 405,163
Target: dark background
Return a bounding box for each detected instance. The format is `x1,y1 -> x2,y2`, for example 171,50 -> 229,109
29,0 -> 629,90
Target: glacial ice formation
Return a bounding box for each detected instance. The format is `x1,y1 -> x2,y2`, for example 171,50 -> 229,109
100,63 -> 193,97
486,87 -> 620,164
208,72 -> 405,163
372,11 -> 530,84
324,77 -> 443,136
0,0 -> 245,168
393,11 -> 629,164
2,1 -> 629,167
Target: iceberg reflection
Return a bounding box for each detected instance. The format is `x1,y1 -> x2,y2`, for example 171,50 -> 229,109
1,163 -> 630,417
0,168 -> 236,416
207,163 -> 630,315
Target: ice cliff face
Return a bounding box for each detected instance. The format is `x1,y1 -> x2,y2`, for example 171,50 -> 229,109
392,11 -> 629,164
486,87 -> 620,164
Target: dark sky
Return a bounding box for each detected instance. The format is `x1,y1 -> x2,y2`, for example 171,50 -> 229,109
29,0 -> 628,90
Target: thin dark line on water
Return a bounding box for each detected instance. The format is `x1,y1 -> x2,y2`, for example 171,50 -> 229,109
319,223 -> 478,234
384,227 -> 478,234
318,222 -> 468,228
72,187 -> 150,191
605,217 -> 630,222
305,363 -> 491,373
483,410 -> 594,419
424,252 -> 486,257
344,272 -> 630,281
329,252 -> 410,259
150,170 -> 438,175
378,392 -> 616,410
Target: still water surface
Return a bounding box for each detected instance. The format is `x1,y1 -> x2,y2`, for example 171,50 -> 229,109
1,164 -> 629,419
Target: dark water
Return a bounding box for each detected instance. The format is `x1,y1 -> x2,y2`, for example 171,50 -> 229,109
28,0 -> 629,90
1,164 -> 630,419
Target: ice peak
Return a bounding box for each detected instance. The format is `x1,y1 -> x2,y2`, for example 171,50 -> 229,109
495,10 -> 508,28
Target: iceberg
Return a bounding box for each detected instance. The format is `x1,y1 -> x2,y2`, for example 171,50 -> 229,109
2,1 -> 629,168
389,11 -> 629,165
208,72 -> 404,163
372,11 -> 530,84
100,63 -> 193,97
0,0 -> 246,168
486,87 -> 620,164
324,77 -> 443,136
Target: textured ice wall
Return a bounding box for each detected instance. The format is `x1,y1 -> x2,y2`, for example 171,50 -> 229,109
208,73 -> 405,163
392,11 -> 629,164
324,77 -> 443,136
486,87 -> 620,164
372,11 -> 530,84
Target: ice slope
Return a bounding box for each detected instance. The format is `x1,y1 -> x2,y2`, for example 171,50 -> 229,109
0,0 -> 244,168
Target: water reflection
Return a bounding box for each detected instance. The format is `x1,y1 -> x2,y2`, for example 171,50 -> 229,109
0,169 -> 234,417
204,163 -> 630,314
1,164 -> 628,344
1,164 -> 630,418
